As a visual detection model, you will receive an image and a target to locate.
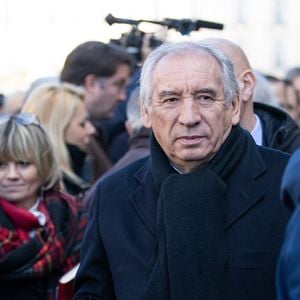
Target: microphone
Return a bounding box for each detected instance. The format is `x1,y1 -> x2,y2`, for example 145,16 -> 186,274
163,18 -> 224,35
105,14 -> 167,27
105,14 -> 224,35
194,19 -> 224,30
105,14 -> 140,26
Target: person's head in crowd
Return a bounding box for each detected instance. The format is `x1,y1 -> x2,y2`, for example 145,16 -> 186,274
286,66 -> 300,97
201,37 -> 300,154
0,94 -> 5,112
0,112 -> 87,299
125,87 -> 144,137
264,74 -> 286,103
24,76 -> 58,102
253,71 -> 279,107
60,41 -> 135,119
0,113 -> 60,208
284,67 -> 300,124
140,41 -> 240,173
279,80 -> 300,125
201,38 -> 256,132
3,90 -> 26,114
22,82 -> 96,195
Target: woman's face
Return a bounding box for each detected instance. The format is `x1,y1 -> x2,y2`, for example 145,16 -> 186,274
64,101 -> 96,152
0,161 -> 41,209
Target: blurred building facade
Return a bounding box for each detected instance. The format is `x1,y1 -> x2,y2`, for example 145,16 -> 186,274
1,0 -> 300,93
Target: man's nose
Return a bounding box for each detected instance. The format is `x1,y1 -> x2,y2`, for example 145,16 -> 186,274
117,88 -> 127,101
178,100 -> 201,126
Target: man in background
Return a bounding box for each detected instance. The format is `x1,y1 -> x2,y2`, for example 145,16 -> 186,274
60,41 -> 135,178
203,38 -> 300,154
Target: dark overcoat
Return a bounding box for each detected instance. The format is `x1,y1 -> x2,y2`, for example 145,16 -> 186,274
276,149 -> 300,300
75,136 -> 290,300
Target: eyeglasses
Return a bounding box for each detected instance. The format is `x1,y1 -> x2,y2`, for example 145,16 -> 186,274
0,112 -> 44,130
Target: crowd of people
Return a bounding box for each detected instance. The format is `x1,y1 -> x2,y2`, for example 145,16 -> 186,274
1,35 -> 300,300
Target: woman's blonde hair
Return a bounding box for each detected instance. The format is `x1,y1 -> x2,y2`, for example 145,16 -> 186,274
0,115 -> 61,190
22,82 -> 86,187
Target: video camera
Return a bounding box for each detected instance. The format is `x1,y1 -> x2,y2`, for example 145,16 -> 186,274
105,14 -> 224,63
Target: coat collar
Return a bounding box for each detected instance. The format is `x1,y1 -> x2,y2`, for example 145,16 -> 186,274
129,158 -> 158,238
129,132 -> 268,236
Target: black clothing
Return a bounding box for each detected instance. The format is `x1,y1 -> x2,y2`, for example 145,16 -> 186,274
143,126 -> 247,299
74,126 -> 290,300
254,102 -> 300,153
66,143 -> 86,178
63,144 -> 90,197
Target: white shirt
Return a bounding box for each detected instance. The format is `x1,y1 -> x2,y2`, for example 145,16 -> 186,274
250,114 -> 263,146
29,198 -> 46,226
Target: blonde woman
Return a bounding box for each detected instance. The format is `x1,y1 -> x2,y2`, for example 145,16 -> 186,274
22,82 -> 95,197
0,112 -> 87,299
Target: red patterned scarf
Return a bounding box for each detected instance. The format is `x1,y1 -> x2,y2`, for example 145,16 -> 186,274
0,190 -> 87,299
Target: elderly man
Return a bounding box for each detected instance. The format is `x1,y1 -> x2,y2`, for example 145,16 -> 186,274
203,38 -> 300,154
74,42 -> 290,300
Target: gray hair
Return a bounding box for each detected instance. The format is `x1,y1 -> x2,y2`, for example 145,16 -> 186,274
126,87 -> 143,135
140,41 -> 239,109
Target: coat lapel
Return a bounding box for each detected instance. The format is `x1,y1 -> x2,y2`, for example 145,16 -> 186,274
225,146 -> 267,229
129,160 -> 158,238
129,135 -> 269,234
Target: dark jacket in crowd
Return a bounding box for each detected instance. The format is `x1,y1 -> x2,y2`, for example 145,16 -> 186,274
254,102 -> 300,153
100,127 -> 150,179
74,126 -> 290,300
63,144 -> 91,198
276,149 -> 300,300
83,127 -> 150,209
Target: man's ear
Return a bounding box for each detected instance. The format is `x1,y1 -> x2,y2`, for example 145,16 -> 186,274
238,70 -> 256,103
83,74 -> 99,90
231,95 -> 241,126
141,102 -> 152,128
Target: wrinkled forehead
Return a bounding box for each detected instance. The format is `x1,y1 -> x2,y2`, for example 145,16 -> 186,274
153,50 -> 223,90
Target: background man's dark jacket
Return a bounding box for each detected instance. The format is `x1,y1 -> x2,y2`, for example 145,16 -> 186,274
276,149 -> 300,299
254,102 -> 300,153
75,131 -> 290,300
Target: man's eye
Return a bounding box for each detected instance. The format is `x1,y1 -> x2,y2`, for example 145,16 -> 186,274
196,95 -> 214,102
164,98 -> 178,103
114,80 -> 126,90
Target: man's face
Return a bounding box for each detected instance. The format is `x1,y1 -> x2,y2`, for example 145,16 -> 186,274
142,52 -> 240,173
292,75 -> 300,98
85,64 -> 131,119
280,84 -> 300,121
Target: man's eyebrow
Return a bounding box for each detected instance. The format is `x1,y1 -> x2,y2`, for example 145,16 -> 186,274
192,88 -> 218,97
158,90 -> 179,99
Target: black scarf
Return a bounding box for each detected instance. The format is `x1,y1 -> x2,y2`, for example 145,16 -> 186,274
142,125 -> 249,300
66,143 -> 87,178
